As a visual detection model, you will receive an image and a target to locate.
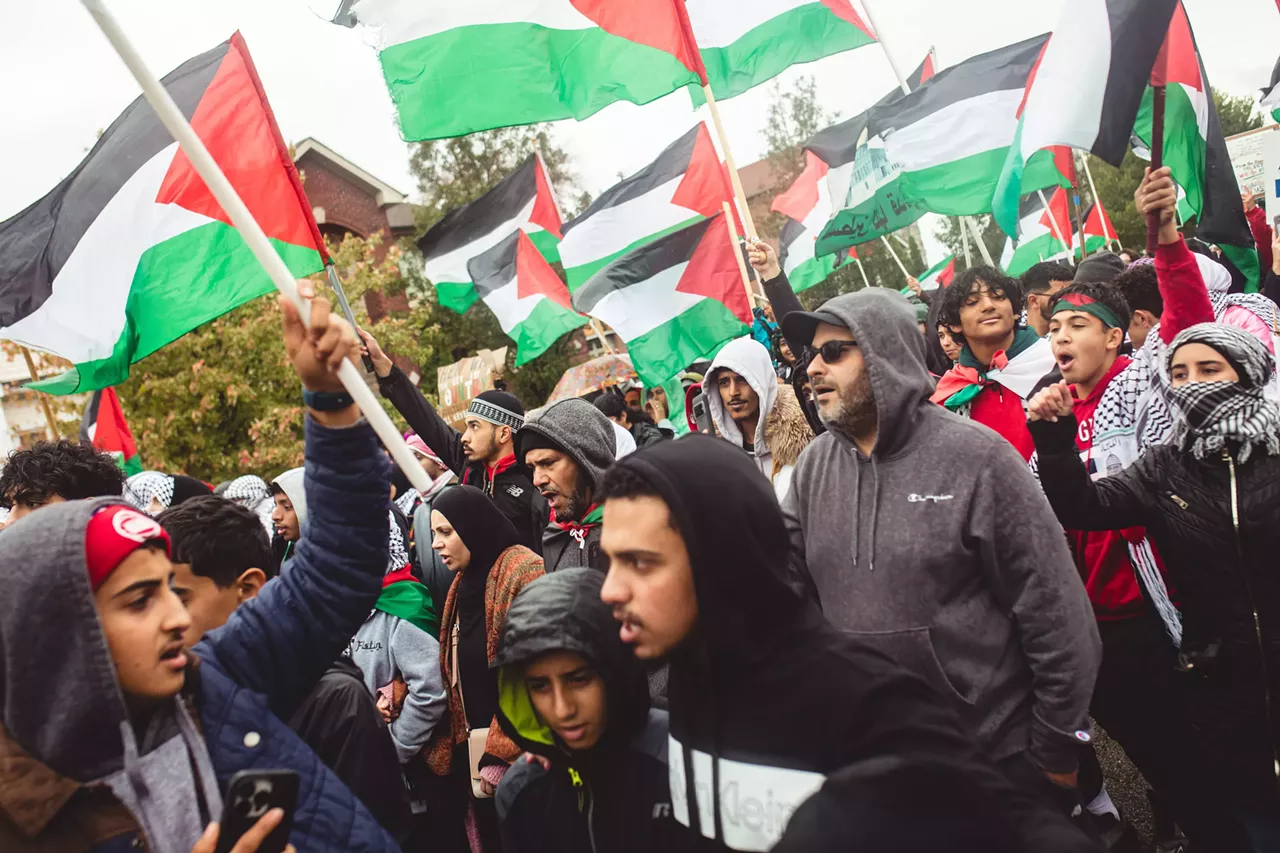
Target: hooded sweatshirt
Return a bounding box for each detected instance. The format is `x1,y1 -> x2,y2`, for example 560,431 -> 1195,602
515,399 -> 616,572
611,437 -> 1083,853
704,337 -> 813,500
493,569 -> 682,853
781,289 -> 1101,776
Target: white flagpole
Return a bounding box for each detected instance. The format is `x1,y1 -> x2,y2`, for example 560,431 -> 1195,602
854,255 -> 872,289
879,236 -> 910,279
1080,154 -> 1114,246
1037,189 -> 1070,258
965,217 -> 996,266
960,218 -> 973,268
80,0 -> 433,493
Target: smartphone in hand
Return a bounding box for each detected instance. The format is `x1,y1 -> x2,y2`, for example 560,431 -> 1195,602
214,770 -> 299,853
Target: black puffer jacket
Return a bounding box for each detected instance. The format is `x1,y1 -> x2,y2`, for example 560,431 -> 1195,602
1031,414 -> 1280,806
493,569 -> 687,853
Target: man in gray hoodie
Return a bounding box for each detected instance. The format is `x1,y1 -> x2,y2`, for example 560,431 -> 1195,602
515,398 -> 618,572
779,288 -> 1101,815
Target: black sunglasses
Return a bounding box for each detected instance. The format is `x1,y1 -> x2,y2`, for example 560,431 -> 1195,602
806,340 -> 858,364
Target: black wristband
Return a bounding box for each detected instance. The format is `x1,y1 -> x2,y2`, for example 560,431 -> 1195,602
302,387 -> 355,412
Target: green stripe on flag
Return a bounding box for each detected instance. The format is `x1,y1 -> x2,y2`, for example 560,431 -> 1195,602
511,299 -> 588,366
527,229 -> 561,265
32,221 -> 323,394
625,299 -> 747,388
378,24 -> 700,140
788,255 -> 847,292
816,176 -> 926,257
436,281 -> 479,314
695,4 -> 876,102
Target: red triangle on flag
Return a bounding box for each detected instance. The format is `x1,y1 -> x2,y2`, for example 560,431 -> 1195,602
1151,2 -> 1201,90
1016,39 -> 1052,120
1039,187 -> 1071,244
155,33 -> 323,255
1051,146 -> 1077,186
936,257 -> 956,288
671,124 -> 737,224
530,153 -> 564,239
515,232 -> 574,311
94,387 -> 138,462
1084,199 -> 1117,241
676,214 -> 752,325
818,0 -> 876,39
919,50 -> 937,84
571,0 -> 707,82
771,151 -> 829,223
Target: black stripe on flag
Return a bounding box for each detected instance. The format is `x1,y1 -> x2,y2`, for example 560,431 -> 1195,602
778,217 -> 806,269
1187,38 -> 1254,256
466,230 -> 519,300
0,41 -> 229,328
572,217 -> 713,315
562,125 -> 700,236
1094,0 -> 1179,162
417,155 -> 537,261
870,34 -> 1050,138
804,56 -> 933,169
79,389 -> 104,444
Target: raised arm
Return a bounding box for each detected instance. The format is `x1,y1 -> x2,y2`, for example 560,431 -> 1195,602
1136,166 -> 1214,343
198,287 -> 392,722
749,240 -> 806,357
360,328 -> 468,475
971,438 -> 1101,778
1245,196 -> 1273,284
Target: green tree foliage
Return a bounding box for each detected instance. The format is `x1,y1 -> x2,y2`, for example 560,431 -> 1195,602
1215,88 -> 1263,138
933,215 -> 1007,273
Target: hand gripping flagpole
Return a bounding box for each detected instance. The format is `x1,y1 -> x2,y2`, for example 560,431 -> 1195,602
80,0 -> 433,494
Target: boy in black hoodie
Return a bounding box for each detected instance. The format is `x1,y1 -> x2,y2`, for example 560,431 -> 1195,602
493,568 -> 681,853
598,436 -> 1100,853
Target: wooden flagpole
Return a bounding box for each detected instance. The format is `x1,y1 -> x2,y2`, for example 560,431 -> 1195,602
80,0 -> 435,493
1080,154 -> 1116,248
703,88 -> 758,241
588,319 -> 617,355
724,202 -> 758,310
1037,189 -> 1070,257
1146,38 -> 1170,255
19,347 -> 60,441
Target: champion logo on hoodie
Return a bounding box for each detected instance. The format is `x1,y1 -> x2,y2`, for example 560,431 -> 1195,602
907,493 -> 954,504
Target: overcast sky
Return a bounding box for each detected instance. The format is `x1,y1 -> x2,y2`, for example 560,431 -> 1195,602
3,0 -> 1277,268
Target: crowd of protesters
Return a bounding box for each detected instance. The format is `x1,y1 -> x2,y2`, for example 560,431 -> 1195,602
2,164 -> 1280,853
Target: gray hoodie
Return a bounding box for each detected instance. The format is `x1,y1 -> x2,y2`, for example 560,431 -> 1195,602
516,398 -> 616,572
781,289 -> 1101,774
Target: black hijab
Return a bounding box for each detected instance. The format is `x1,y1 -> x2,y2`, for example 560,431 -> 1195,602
924,296 -> 955,378
432,485 -> 522,634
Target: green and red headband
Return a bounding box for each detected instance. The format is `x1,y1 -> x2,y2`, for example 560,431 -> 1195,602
1052,292 -> 1122,330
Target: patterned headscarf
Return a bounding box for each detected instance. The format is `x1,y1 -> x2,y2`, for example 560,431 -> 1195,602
1166,323 -> 1280,463
224,475 -> 275,537
125,472 -> 172,514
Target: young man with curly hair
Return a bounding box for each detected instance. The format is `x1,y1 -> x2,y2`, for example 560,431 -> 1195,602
0,440 -> 126,528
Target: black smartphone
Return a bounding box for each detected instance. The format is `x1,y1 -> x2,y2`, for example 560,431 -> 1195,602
692,391 -> 714,435
214,769 -> 299,853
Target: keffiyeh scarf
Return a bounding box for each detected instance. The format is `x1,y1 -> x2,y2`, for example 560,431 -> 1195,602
125,472 -> 172,514
1166,323 -> 1280,464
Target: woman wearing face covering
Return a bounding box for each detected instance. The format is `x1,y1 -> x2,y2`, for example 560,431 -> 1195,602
426,486 -> 545,852
1030,322 -> 1280,845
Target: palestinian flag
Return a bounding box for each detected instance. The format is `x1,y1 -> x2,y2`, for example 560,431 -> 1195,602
1003,189 -> 1074,276
771,151 -> 851,292
805,52 -> 936,256
571,214 -> 749,386
0,33 -> 326,395
418,153 -> 563,314
80,387 -> 142,476
686,0 -> 877,102
878,34 -> 1069,222
993,0 -> 1179,236
917,254 -> 956,291
559,123 -> 734,291
466,231 -> 586,365
1132,3 -> 1258,288
349,0 -> 702,140
1081,199 -> 1117,254
1260,54 -> 1280,123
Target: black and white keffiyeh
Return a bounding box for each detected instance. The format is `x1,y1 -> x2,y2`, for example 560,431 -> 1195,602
126,472 -> 173,514
224,475 -> 275,537
1166,323 -> 1280,464
387,510 -> 410,573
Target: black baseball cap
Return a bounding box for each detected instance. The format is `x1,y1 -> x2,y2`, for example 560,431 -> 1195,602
781,309 -> 849,349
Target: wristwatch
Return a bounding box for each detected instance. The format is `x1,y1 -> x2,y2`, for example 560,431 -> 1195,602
302,387 -> 355,412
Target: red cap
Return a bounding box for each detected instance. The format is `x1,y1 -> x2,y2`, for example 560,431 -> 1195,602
85,505 -> 171,591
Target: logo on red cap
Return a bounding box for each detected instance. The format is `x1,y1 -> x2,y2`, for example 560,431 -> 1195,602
113,509 -> 163,542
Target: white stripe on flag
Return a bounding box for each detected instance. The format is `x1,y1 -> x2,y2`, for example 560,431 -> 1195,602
685,0 -> 817,47
586,262 -> 704,340
352,0 -> 595,49
422,196 -> 537,286
887,88 -> 1026,172
560,176 -> 690,270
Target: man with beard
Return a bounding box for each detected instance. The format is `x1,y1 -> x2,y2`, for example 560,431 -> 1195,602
597,436 -> 1100,853
360,328 -> 542,552
1022,261 -> 1077,337
778,289 -> 1102,826
516,399 -> 618,572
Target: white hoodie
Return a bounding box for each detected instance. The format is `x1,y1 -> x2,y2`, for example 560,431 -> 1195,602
705,337 -> 793,499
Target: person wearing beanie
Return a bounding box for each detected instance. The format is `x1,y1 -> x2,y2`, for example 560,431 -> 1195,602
360,327 -> 543,554
515,398 -> 618,572
0,288 -> 403,853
